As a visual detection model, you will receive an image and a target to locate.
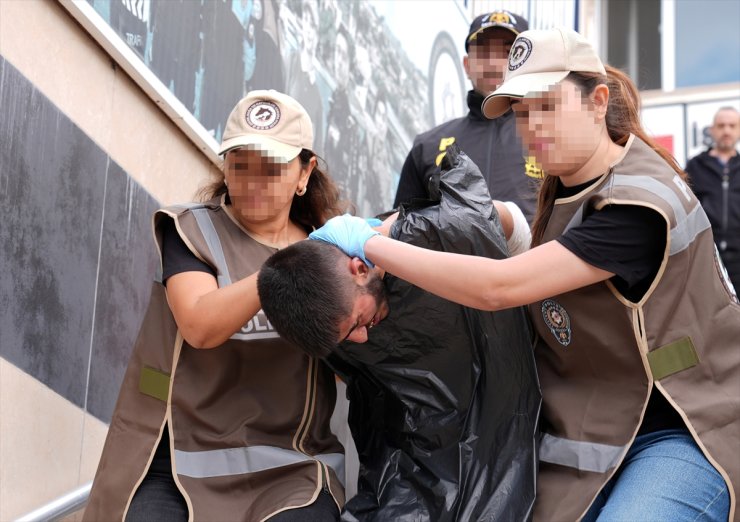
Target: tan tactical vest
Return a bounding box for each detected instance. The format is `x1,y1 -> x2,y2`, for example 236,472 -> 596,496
85,196 -> 345,522
530,136 -> 739,521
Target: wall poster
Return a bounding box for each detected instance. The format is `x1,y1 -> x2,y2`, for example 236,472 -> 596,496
73,0 -> 472,215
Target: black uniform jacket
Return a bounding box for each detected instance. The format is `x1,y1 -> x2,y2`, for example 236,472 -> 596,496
686,149 -> 740,290
394,90 -> 540,222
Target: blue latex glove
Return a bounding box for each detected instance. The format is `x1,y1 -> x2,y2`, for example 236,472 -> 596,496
310,214 -> 380,267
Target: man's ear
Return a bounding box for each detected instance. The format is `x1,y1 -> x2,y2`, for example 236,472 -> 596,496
463,55 -> 471,79
348,257 -> 369,278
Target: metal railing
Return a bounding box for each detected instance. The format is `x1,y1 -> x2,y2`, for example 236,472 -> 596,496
15,481 -> 91,522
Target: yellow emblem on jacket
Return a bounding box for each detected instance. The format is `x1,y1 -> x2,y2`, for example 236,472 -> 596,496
524,155 -> 544,179
435,137 -> 456,166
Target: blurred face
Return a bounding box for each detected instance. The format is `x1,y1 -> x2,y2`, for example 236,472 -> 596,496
337,266 -> 389,344
511,80 -> 604,178
464,28 -> 517,95
334,33 -> 350,88
223,148 -> 311,222
711,109 -> 740,153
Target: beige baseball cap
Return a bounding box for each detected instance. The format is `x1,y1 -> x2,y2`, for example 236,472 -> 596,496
482,27 -> 606,119
219,90 -> 314,162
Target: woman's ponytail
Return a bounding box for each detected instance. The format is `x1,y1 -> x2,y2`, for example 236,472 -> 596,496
571,65 -> 685,178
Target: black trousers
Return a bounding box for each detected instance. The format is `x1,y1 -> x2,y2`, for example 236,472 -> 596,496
267,489 -> 339,521
125,455 -> 188,522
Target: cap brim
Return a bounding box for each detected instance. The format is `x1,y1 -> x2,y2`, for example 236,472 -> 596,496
469,24 -> 519,41
482,70 -> 570,119
466,24 -> 519,50
218,135 -> 301,163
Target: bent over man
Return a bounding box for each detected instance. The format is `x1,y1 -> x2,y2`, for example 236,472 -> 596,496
259,145 -> 540,521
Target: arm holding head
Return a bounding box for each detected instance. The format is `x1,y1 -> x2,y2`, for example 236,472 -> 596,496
362,234 -> 611,311
310,214 -> 611,311
166,271 -> 261,349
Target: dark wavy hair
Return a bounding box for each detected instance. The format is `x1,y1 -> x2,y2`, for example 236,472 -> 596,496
199,149 -> 349,232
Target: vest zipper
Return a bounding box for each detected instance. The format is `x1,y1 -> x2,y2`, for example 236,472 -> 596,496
720,169 -> 729,251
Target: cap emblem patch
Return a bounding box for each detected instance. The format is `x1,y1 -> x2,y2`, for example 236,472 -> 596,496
541,299 -> 572,346
509,37 -> 532,71
246,101 -> 281,130
489,11 -> 512,24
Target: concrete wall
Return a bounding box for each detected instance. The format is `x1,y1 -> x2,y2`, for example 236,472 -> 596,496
0,1 -> 218,518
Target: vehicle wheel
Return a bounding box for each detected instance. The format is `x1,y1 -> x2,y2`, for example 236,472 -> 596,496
428,32 -> 466,126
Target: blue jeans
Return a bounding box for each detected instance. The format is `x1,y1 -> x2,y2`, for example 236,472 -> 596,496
583,429 -> 730,522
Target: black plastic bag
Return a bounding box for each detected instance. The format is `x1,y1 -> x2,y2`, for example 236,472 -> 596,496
327,145 -> 541,521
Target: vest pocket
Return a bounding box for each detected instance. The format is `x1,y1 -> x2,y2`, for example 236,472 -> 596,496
647,337 -> 699,380
139,366 -> 171,402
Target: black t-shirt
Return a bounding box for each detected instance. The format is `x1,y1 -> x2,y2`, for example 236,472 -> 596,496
160,217 -> 215,285
553,177 -> 684,434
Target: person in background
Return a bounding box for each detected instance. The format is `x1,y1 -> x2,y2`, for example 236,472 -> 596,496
85,91 -> 347,522
311,28 -> 738,522
686,106 -> 740,292
394,10 -> 540,221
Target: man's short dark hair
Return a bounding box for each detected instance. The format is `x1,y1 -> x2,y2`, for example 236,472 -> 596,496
258,240 -> 353,358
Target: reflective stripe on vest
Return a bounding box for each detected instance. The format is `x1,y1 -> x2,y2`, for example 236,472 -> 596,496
191,208 -> 233,288
673,204 -> 712,255
539,433 -> 626,473
562,201 -> 587,235
189,208 -> 280,341
561,175 -> 711,255
174,446 -> 345,485
610,175 -> 711,255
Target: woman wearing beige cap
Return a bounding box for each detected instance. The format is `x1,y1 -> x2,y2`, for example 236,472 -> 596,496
85,91 -> 348,522
311,28 -> 738,522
